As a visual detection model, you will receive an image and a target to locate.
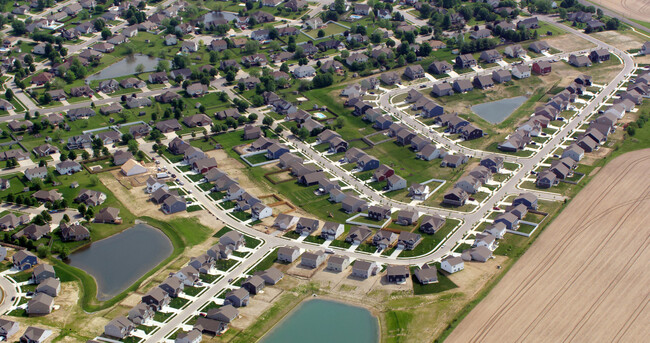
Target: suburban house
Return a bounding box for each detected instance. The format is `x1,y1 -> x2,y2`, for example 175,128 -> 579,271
386,265 -> 410,284
404,65 -> 425,80
372,230 -> 398,250
277,246 -> 301,263
512,193 -> 538,210
533,61 -> 552,75
443,187 -> 469,207
301,250 -> 326,269
414,264 -> 438,285
396,210 -> 419,226
512,64 -> 531,79
242,275 -> 265,295
456,54 -> 477,68
529,41 -> 550,53
397,231 -> 422,250
327,255 -> 351,272
95,207 -> 121,224
441,256 -> 464,274
104,317 -> 135,339
352,260 -> 379,279
27,293 -> 54,315
346,226 -> 373,245
320,222 -> 344,240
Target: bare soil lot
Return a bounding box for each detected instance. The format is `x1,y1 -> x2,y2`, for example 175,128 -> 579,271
591,29 -> 647,51
544,34 -> 596,52
447,149 -> 650,343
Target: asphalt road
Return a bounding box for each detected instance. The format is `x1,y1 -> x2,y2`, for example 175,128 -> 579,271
0,274 -> 18,315
146,16 -> 638,340
143,19 -> 635,341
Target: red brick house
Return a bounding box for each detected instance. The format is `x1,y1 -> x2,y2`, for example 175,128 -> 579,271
532,61 -> 552,75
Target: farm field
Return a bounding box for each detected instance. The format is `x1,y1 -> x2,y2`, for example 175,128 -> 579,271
446,149 -> 650,343
594,0 -> 650,23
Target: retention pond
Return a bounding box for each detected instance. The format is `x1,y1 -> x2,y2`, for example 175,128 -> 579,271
471,96 -> 528,124
66,223 -> 172,301
87,54 -> 162,81
260,299 -> 379,343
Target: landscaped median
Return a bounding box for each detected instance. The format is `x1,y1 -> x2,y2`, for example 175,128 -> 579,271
52,216 -> 211,312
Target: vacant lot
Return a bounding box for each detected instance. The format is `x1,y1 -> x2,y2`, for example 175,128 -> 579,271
447,149 -> 650,342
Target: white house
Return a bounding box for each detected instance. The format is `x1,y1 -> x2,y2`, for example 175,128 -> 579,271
561,144 -> 585,162
484,222 -> 507,239
55,161 -> 82,175
251,203 -> 272,220
440,256 -> 464,274
473,233 -> 496,250
293,65 -> 316,78
455,175 -> 482,194
146,177 -> 168,194
511,64 -> 531,79
320,221 -> 344,240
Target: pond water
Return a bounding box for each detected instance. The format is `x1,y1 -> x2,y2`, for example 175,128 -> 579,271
67,223 -> 172,301
260,299 -> 379,343
471,96 -> 528,124
86,54 -> 162,81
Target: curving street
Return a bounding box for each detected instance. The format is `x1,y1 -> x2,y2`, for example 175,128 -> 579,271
144,17 -> 637,342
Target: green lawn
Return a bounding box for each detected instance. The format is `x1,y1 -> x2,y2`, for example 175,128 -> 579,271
183,286 -> 205,296
246,248 -> 278,274
411,265 -> 459,295
169,297 -> 189,309
400,219 -> 460,258
153,311 -> 173,322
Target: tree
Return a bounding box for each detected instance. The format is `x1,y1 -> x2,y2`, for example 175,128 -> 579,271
280,63 -> 289,73
59,151 -> 68,161
244,40 -> 260,55
68,150 -> 77,160
335,117 -> 344,129
81,150 -> 90,160
156,60 -> 170,72
59,246 -> 70,259
41,210 -> 51,222
606,18 -> 620,30
5,89 -> 13,101
317,29 -> 325,38
78,203 -> 87,216
135,63 -> 144,73
121,133 -> 134,145
128,139 -> 139,153
37,246 -> 49,259
312,73 -> 334,88
333,0 -> 346,14
297,127 -> 309,140
11,21 -> 26,35
263,116 -> 274,126
101,28 -> 112,40
248,113 -> 258,122
226,70 -> 236,83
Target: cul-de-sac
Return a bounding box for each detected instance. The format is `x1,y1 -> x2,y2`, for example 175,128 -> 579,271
0,0 -> 647,342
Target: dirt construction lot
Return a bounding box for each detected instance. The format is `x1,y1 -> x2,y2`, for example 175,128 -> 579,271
447,149 -> 650,343
597,0 -> 650,22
